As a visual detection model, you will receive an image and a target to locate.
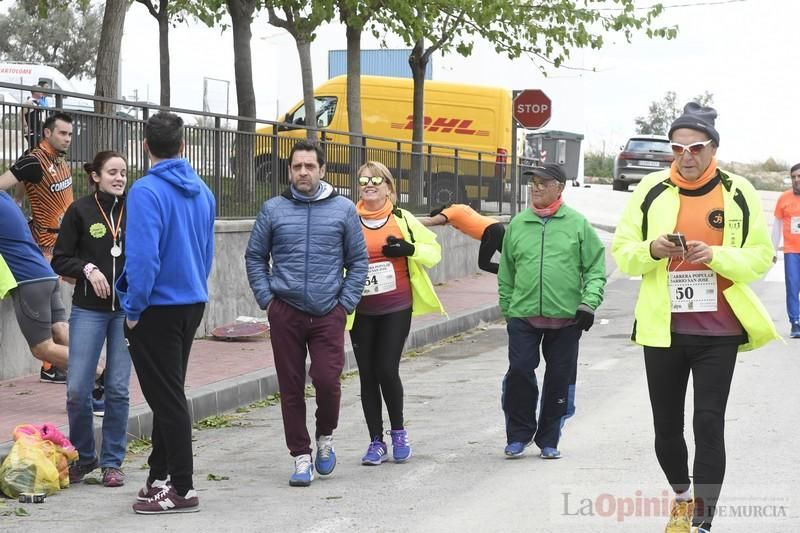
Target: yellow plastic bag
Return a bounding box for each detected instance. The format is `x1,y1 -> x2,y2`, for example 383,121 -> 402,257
0,435 -> 61,497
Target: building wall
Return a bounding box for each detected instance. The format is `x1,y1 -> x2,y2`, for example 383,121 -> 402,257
328,49 -> 432,80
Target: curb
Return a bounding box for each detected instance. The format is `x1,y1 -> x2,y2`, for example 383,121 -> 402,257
1,303 -> 502,461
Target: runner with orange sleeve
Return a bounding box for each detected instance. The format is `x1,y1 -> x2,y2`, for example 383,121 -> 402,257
771,162 -> 800,337
422,203 -> 505,274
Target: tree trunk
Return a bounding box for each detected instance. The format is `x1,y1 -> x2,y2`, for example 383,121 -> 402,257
296,38 -> 316,141
345,24 -> 362,137
345,23 -> 362,197
93,0 -> 128,156
157,14 -> 170,106
409,38 -> 427,208
228,0 -> 257,199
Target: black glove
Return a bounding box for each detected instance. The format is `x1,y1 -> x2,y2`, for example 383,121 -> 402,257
574,304 -> 595,331
382,235 -> 415,257
429,204 -> 450,218
10,154 -> 44,183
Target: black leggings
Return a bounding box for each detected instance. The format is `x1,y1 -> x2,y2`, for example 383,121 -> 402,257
478,222 -> 505,274
350,307 -> 412,440
644,342 -> 738,527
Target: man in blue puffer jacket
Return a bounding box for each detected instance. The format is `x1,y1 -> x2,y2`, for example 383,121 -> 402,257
245,140 -> 368,487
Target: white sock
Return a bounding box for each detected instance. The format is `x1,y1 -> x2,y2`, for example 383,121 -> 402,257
675,489 -> 692,501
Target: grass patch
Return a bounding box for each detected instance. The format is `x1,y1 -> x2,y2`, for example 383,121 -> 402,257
127,437 -> 152,455
193,413 -> 244,430
207,473 -> 230,481
340,370 -> 359,382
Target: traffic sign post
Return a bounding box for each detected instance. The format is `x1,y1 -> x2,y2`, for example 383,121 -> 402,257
513,90 -> 552,129
510,89 -> 552,215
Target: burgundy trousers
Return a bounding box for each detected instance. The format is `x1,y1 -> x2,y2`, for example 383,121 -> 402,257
268,298 -> 347,456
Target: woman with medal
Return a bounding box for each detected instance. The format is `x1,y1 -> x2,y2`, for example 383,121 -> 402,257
350,161 -> 445,465
51,150 -> 132,488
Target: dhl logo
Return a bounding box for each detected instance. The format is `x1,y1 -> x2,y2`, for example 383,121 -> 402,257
390,116 -> 489,136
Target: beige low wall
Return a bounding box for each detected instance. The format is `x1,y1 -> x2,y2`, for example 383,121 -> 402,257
0,217 -> 502,381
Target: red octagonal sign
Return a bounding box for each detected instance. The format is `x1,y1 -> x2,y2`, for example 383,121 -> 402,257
513,89 -> 551,129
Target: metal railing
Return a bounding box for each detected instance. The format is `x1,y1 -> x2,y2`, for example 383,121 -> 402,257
1,81 -> 525,217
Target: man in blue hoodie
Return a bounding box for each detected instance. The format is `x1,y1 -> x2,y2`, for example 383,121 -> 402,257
116,112 -> 215,514
246,140 -> 368,487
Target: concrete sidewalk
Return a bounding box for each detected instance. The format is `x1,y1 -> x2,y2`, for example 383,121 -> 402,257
0,273 -> 502,455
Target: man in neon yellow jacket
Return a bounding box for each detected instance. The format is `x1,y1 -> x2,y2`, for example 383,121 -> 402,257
611,103 -> 778,533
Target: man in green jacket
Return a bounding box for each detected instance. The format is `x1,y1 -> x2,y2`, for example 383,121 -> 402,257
498,163 -> 605,460
611,103 -> 778,533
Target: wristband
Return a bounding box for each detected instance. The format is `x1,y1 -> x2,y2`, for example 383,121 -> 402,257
83,263 -> 98,279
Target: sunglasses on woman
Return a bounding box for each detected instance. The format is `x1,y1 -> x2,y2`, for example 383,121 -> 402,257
670,139 -> 713,156
358,175 -> 386,186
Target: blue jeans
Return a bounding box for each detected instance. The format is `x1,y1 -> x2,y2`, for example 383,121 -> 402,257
502,318 -> 581,449
67,306 -> 131,468
784,253 -> 800,324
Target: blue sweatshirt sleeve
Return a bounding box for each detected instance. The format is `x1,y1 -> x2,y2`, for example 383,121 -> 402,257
245,201 -> 274,310
118,185 -> 162,321
338,203 -> 368,313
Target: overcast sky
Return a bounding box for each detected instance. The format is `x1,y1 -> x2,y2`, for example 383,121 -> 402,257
110,0 -> 798,164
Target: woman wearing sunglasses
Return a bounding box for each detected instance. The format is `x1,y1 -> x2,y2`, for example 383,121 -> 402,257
351,161 -> 444,465
51,150 -> 132,488
612,103 -> 777,533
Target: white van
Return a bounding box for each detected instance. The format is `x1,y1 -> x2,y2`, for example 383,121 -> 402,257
0,62 -> 91,110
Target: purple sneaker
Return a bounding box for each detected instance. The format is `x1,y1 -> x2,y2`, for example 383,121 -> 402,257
390,429 -> 412,463
69,457 -> 99,484
102,467 -> 125,487
361,438 -> 388,465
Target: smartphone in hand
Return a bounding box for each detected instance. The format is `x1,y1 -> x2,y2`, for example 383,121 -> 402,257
666,233 -> 688,251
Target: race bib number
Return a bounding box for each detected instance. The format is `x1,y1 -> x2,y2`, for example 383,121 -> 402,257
791,216 -> 800,234
363,261 -> 396,296
668,270 -> 717,313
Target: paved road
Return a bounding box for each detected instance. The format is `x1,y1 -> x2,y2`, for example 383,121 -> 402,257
2,269 -> 797,532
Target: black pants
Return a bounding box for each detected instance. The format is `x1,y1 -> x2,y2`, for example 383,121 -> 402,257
125,303 -> 205,494
478,222 -> 505,274
644,342 -> 738,527
502,318 -> 581,448
350,307 -> 412,440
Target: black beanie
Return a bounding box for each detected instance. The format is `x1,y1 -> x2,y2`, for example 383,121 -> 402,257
668,102 -> 720,146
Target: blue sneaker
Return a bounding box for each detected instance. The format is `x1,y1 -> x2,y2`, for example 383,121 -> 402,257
361,438 -> 388,465
390,429 -> 412,463
791,322 -> 800,338
540,447 -> 561,459
289,454 -> 314,486
504,441 -> 529,458
315,435 -> 336,476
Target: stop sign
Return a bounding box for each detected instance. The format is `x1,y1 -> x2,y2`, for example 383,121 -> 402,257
513,90 -> 552,129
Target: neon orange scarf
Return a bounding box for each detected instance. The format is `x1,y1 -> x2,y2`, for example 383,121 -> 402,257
670,157 -> 718,190
356,198 -> 394,219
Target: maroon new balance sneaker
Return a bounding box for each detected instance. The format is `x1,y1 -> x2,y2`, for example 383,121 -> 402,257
132,486 -> 199,514
136,478 -> 170,501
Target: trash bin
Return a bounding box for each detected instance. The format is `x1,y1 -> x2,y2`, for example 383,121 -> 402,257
522,130 -> 584,184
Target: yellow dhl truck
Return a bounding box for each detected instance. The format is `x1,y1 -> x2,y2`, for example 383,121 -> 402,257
253,75 -> 512,205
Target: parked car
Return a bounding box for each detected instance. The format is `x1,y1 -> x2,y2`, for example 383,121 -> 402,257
613,134 -> 673,191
